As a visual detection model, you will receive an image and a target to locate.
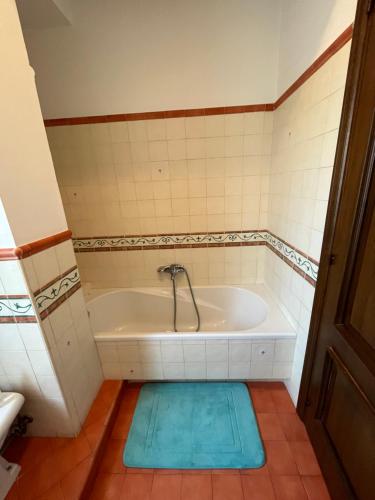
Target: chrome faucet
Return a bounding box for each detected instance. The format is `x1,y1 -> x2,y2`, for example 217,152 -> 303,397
157,263 -> 200,332
157,264 -> 185,280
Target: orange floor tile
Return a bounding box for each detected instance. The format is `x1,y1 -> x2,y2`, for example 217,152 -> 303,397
3,381 -> 331,499
87,382 -> 331,500
4,380 -> 123,500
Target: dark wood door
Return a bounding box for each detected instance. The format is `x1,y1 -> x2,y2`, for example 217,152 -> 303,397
298,1 -> 375,499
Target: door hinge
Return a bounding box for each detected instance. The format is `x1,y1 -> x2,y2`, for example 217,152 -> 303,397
328,254 -> 337,265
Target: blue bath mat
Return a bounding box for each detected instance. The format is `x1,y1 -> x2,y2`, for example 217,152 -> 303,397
123,382 -> 264,469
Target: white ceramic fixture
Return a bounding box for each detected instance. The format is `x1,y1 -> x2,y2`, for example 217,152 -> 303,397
88,284 -> 297,381
88,284 -> 294,339
0,390 -> 25,499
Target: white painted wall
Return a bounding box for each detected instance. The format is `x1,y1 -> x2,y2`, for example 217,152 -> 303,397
277,0 -> 357,95
0,0 -> 67,246
0,200 -> 15,248
0,0 -> 103,437
21,0 -> 281,119
20,0 -> 359,120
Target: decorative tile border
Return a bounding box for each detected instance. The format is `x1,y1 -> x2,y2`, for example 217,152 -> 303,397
34,266 -> 81,319
73,230 -> 268,251
0,294 -> 37,323
73,230 -> 319,286
0,232 -> 78,323
265,232 -> 319,286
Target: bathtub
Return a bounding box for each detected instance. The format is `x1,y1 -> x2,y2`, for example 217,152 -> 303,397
88,284 -> 296,381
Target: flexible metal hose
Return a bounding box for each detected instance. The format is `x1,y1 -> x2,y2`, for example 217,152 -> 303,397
172,275 -> 177,332
184,269 -> 200,332
171,269 -> 200,332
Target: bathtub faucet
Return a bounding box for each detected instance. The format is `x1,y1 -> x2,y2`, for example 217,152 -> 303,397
157,264 -> 200,332
157,264 -> 185,280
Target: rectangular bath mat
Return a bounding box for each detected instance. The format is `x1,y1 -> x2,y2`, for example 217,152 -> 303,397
124,382 -> 265,469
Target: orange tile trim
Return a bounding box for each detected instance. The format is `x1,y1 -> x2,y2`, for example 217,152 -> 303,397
44,104 -> 273,126
82,381 -> 125,498
44,25 -> 353,127
274,24 -> 353,109
0,229 -> 72,261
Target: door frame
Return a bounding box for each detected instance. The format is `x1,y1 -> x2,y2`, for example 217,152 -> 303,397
297,0 -> 373,417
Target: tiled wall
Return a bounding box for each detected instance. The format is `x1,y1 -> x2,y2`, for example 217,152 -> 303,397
265,43 -> 351,403
0,0 -> 104,438
0,257 -> 74,436
47,113 -> 272,287
0,239 -> 103,436
22,239 -> 103,430
96,338 -> 296,381
76,245 -> 265,288
49,113 -> 272,235
44,39 -> 351,401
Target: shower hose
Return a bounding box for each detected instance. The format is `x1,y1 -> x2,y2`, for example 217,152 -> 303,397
172,269 -> 200,333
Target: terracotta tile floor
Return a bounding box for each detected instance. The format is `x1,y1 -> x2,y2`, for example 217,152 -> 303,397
4,380 -> 123,500
89,381 -> 331,500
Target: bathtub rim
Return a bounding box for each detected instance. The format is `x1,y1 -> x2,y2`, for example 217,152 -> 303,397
87,284 -> 296,342
86,284 -> 268,305
94,331 -> 297,341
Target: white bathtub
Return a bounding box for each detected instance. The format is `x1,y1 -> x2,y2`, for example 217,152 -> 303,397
87,284 -> 296,381
88,285 -> 294,339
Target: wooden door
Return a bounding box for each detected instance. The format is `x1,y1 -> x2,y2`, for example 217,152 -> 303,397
298,1 -> 375,499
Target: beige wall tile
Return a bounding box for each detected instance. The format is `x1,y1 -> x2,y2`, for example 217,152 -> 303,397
185,117 -> 205,138
168,139 -> 186,160
166,118 -> 186,140
146,119 -> 166,141
47,44 -> 349,297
